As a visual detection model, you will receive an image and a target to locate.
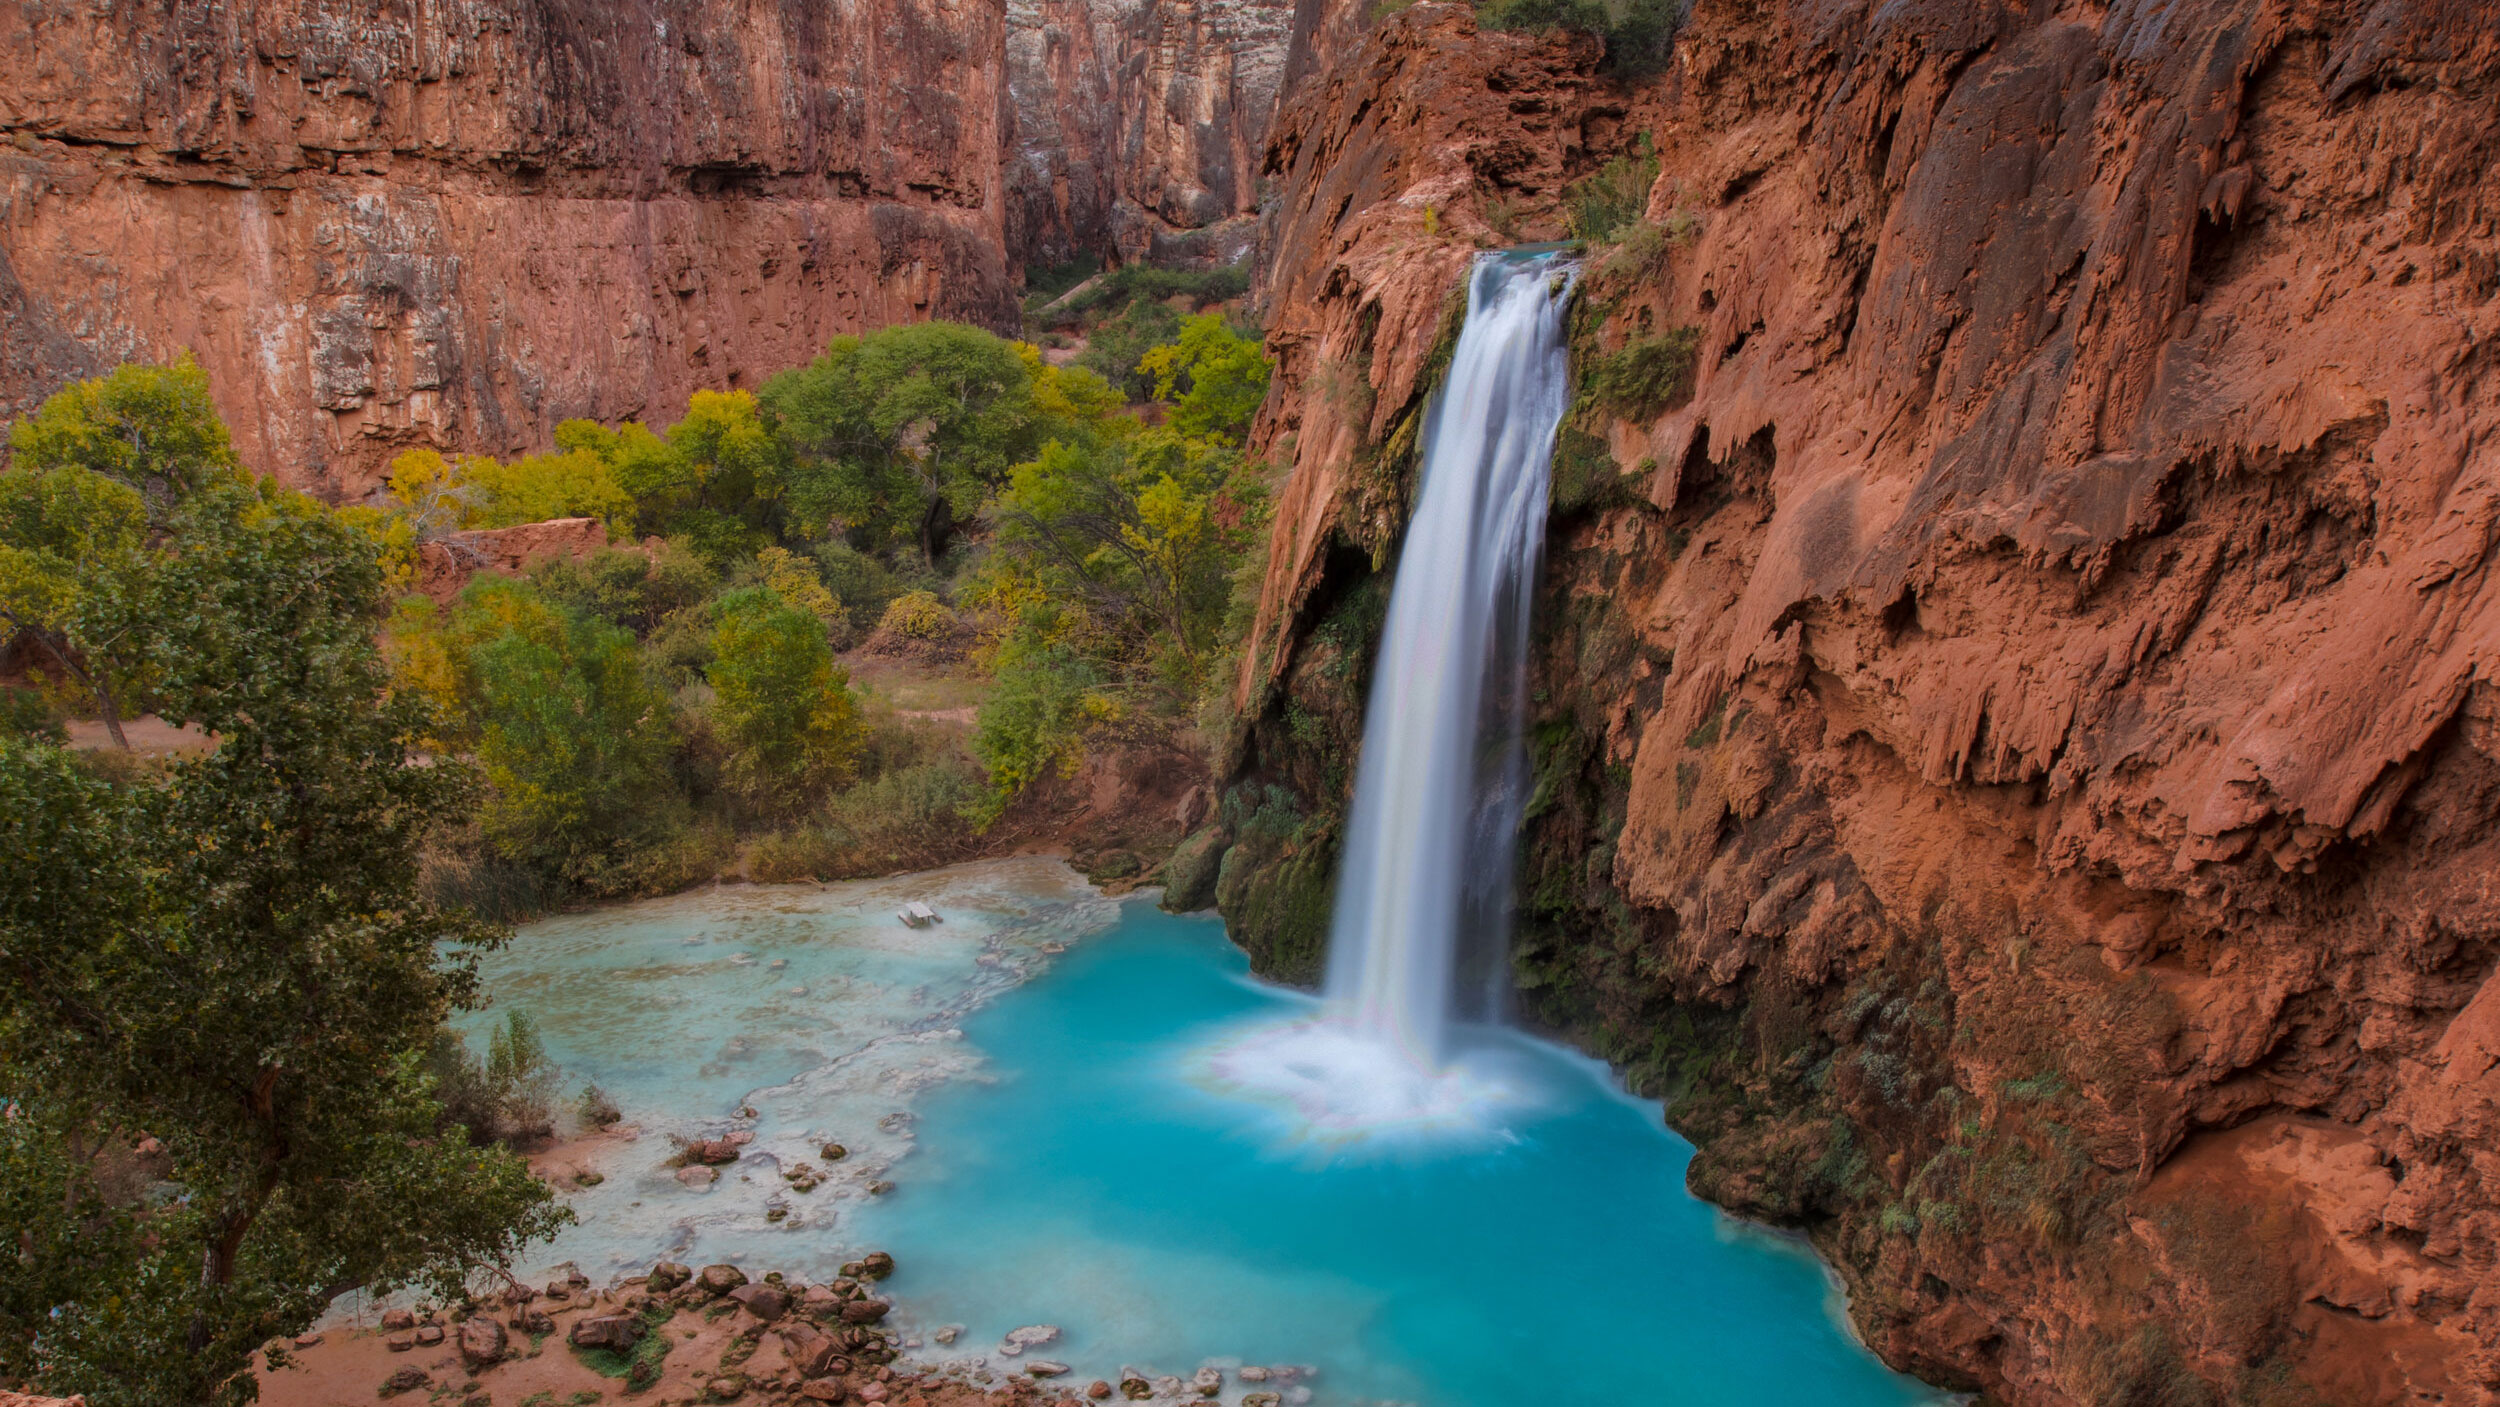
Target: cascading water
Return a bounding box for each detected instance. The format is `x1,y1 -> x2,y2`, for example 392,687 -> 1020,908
1205,250 -> 1578,1136
1327,251 -> 1576,1059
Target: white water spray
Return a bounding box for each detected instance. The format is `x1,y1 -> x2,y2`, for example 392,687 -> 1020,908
1203,251 -> 1577,1135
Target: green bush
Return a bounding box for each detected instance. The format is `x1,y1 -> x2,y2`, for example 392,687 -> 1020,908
1564,136 -> 1660,243
878,590 -> 954,640
1476,0 -> 1688,78
1583,327 -> 1702,420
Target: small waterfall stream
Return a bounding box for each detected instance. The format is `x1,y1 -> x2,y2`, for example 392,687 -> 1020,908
1326,250 -> 1579,1065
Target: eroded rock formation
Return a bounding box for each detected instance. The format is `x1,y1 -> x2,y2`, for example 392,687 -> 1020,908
0,0 -> 1296,498
1215,1 -> 2500,1401
0,0 -> 1018,497
1006,0 -> 1294,269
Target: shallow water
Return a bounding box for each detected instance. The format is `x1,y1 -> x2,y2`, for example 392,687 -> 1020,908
463,861 -> 1936,1405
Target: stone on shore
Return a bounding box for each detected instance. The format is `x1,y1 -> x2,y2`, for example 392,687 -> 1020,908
698,1264 -> 749,1296
728,1282 -> 788,1321
648,1262 -> 693,1292
569,1315 -> 645,1351
379,1308 -> 415,1333
1192,1366 -> 1223,1395
456,1315 -> 508,1369
1026,1359 -> 1071,1377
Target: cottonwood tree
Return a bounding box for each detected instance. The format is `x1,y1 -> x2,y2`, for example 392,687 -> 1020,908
0,379 -> 568,1407
0,361 -> 240,747
766,323 -> 1088,566
706,585 -> 862,815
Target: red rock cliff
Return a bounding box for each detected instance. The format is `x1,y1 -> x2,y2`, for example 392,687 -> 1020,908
1222,1 -> 2500,1401
1006,0 -> 1294,268
0,0 -> 1018,496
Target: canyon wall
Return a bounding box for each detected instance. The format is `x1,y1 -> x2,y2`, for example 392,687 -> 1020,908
0,0 -> 1018,498
1005,0 -> 1293,270
1208,1 -> 2500,1402
0,0 -> 1295,498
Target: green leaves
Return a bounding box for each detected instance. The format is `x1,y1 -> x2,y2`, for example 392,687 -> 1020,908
707,586 -> 863,815
0,408 -> 566,1406
1135,314 -> 1272,444
5,358 -> 243,508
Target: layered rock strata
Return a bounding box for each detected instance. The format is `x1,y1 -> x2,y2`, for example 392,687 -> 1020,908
1212,1 -> 2500,1401
1005,0 -> 1294,269
0,0 -> 1018,496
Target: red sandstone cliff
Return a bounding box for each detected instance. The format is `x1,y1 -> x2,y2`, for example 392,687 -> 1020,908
1223,1 -> 2500,1401
0,0 -> 1018,497
0,0 -> 1295,499
1006,0 -> 1293,268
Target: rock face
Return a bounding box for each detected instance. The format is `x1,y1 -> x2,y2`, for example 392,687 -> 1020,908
1221,1 -> 2500,1403
0,0 -> 1294,497
0,0 -> 1019,497
1004,0 -> 1294,269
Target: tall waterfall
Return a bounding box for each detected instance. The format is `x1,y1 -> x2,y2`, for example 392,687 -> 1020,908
1324,251 -> 1578,1066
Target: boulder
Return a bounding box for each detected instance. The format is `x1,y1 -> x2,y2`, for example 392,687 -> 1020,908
648,1262 -> 692,1292
379,1308 -> 416,1333
456,1316 -> 508,1369
850,1252 -> 895,1281
412,1324 -> 444,1346
1026,1360 -> 1071,1378
798,1380 -> 848,1403
677,1165 -> 718,1188
819,1142 -> 847,1161
697,1264 -> 750,1296
728,1283 -> 788,1322
1242,1396 -> 1282,1407
1086,1384 -> 1114,1401
856,1385 -> 887,1405
568,1315 -> 645,1351
836,1299 -> 890,1325
704,1376 -> 747,1402
1192,1366 -> 1223,1396
1003,1325 -> 1060,1352
1238,1366 -> 1269,1383
777,1324 -> 845,1378
1118,1374 -> 1153,1400
385,1334 -> 415,1353
681,1137 -> 742,1165
380,1366 -> 431,1397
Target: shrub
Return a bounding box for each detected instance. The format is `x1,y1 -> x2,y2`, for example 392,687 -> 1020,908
1564,136 -> 1660,244
1476,0 -> 1688,77
429,1011 -> 563,1148
878,590 -> 954,640
1583,327 -> 1702,420
706,586 -> 863,814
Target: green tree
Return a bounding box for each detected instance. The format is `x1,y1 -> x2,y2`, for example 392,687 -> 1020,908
969,618 -> 1112,825
706,586 -> 862,813
764,322 -> 1048,566
0,473 -> 568,1407
5,358 -> 241,509
0,362 -> 250,746
449,579 -> 688,891
0,462 -> 154,746
1136,313 -> 1272,443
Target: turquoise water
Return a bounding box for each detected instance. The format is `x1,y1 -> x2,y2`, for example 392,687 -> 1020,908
849,904 -> 1935,1406
455,861 -> 1935,1405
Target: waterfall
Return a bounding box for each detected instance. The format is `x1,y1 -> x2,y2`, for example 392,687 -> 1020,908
1199,252 -> 1575,1137
1324,251 -> 1578,1066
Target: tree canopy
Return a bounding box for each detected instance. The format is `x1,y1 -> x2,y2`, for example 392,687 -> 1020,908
0,390 -> 569,1404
